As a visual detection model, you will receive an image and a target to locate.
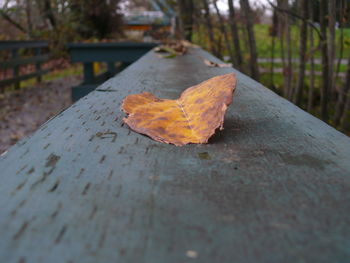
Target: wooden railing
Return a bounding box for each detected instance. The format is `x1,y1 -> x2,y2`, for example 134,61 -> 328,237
0,41 -> 50,90
67,42 -> 157,101
0,46 -> 349,263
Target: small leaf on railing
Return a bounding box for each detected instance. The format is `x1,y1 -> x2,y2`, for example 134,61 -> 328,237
203,59 -> 232,68
121,73 -> 236,146
154,40 -> 188,58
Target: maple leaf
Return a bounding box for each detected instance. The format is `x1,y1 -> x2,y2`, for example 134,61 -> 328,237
121,73 -> 237,146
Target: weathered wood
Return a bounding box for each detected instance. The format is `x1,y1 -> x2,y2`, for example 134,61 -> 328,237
0,41 -> 50,89
68,42 -> 156,101
0,69 -> 49,88
0,41 -> 48,50
67,42 -> 158,63
0,54 -> 50,69
0,47 -> 350,263
11,48 -> 20,89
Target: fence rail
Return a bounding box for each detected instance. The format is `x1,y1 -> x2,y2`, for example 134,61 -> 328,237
0,41 -> 50,90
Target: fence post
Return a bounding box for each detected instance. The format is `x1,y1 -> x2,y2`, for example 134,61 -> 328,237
107,62 -> 116,78
35,47 -> 42,83
12,48 -> 20,90
83,62 -> 94,84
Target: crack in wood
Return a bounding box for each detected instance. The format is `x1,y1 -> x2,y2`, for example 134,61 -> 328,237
82,183 -> 91,195
50,203 -> 62,219
99,155 -> 106,164
77,168 -> 85,178
48,179 -> 60,192
55,225 -> 67,244
13,222 -> 29,240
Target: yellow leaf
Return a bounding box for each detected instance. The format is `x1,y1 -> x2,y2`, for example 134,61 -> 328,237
121,73 -> 236,146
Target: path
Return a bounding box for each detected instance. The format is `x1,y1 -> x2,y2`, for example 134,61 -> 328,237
257,58 -> 348,64
0,75 -> 81,154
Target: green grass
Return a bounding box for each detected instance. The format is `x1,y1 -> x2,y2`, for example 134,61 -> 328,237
252,24 -> 350,59
258,61 -> 348,72
2,64 -> 82,93
192,22 -> 350,118
193,23 -> 350,59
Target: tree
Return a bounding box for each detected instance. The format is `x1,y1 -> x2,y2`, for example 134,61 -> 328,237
228,0 -> 243,71
239,0 -> 260,81
334,56 -> 350,127
69,0 -> 123,39
201,0 -> 219,57
319,0 -> 329,121
213,0 -> 234,63
178,0 -> 194,41
294,0 -> 308,106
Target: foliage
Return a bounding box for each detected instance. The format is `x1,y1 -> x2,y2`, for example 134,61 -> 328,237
0,0 -> 124,55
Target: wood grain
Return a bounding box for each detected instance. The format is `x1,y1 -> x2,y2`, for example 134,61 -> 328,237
0,47 -> 350,263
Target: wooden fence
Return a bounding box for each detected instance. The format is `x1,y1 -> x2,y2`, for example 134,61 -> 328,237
0,41 -> 50,90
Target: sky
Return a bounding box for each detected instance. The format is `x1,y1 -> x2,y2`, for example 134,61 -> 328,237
0,0 -> 271,9
216,0 -> 271,14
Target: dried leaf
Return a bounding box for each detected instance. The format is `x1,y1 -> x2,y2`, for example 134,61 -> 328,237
121,73 -> 236,146
180,40 -> 200,48
203,59 -> 232,68
154,41 -> 188,58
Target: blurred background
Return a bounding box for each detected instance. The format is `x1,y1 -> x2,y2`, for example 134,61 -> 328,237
0,0 -> 349,153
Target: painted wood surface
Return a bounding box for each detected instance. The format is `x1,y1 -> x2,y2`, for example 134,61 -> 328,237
68,42 -> 157,101
0,41 -> 49,89
0,47 -> 350,263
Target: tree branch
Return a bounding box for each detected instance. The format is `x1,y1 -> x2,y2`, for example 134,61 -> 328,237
267,0 -> 323,41
0,9 -> 27,33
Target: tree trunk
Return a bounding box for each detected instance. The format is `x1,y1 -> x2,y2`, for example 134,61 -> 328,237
201,0 -> 219,57
335,0 -> 346,87
269,8 -> 278,89
239,0 -> 260,81
276,0 -> 292,99
334,56 -> 350,127
0,10 -> 27,34
43,0 -> 57,28
319,0 -> 329,121
328,0 -> 336,99
276,0 -> 287,96
178,0 -> 194,41
25,0 -> 33,36
294,0 -> 308,106
284,1 -> 293,100
307,1 -> 315,113
340,89 -> 350,132
213,0 -> 234,63
227,0 -> 243,70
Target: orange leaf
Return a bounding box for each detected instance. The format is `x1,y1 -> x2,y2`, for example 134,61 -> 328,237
121,73 -> 237,146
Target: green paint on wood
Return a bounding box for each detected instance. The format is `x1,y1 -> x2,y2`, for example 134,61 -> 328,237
0,47 -> 350,263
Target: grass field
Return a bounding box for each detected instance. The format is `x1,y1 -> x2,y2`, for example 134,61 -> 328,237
193,23 -> 350,91
194,24 -> 350,58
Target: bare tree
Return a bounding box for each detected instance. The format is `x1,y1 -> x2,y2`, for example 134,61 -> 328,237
307,1 -> 315,112
213,0 -> 234,63
319,0 -> 329,121
294,0 -> 308,106
283,0 -> 293,100
25,0 -> 33,35
328,0 -> 336,99
335,0 -> 345,83
227,0 -> 243,70
269,8 -> 278,88
334,56 -> 350,127
239,0 -> 260,81
201,0 -> 219,57
340,59 -> 350,131
0,0 -> 28,35
178,0 -> 194,41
